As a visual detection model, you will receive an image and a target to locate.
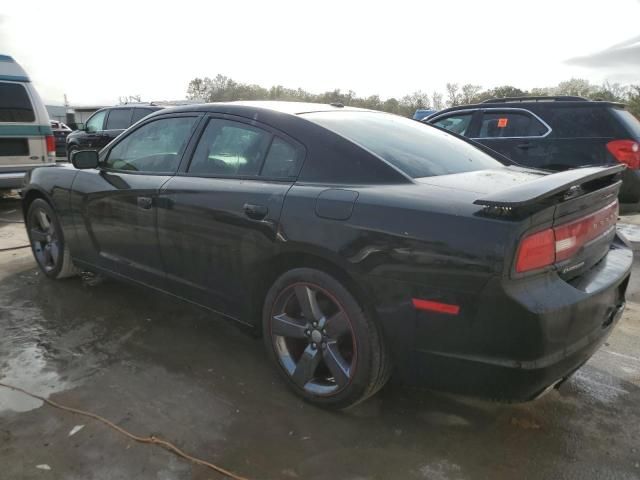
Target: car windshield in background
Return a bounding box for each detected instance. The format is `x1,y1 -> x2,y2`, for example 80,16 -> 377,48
303,111 -> 503,178
611,108 -> 640,138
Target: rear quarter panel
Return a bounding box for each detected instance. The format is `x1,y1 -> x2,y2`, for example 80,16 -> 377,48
279,182 -> 519,362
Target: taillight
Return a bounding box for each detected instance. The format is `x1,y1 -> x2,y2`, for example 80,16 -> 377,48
515,228 -> 555,273
607,139 -> 640,169
515,201 -> 618,274
46,135 -> 56,154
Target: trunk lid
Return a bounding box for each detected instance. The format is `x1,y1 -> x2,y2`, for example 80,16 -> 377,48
419,164 -> 624,280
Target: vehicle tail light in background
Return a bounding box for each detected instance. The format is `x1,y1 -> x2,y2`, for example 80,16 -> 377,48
607,140 -> 640,169
515,200 -> 618,273
46,135 -> 56,155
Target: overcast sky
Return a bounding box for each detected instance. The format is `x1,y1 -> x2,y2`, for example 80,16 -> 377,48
1,0 -> 639,106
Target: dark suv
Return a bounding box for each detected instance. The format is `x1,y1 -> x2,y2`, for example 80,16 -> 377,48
66,104 -> 163,160
425,96 -> 640,203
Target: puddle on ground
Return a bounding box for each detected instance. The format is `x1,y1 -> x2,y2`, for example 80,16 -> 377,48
0,343 -> 67,413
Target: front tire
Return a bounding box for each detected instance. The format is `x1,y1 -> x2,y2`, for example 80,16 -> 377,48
26,198 -> 78,279
66,144 -> 77,163
262,268 -> 391,409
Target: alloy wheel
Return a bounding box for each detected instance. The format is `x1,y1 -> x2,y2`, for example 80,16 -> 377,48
29,208 -> 59,272
270,283 -> 356,396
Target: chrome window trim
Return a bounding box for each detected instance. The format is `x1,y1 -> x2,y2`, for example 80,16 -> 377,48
471,107 -> 552,140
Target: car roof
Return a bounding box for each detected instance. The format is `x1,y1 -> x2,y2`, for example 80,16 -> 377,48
430,97 -> 626,118
157,100 -> 370,117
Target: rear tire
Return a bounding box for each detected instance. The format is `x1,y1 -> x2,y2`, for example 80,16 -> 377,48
26,198 -> 79,279
262,268 -> 391,409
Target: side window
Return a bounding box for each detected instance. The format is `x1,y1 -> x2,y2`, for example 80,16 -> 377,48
260,137 -> 304,178
477,111 -> 548,138
86,110 -> 107,133
0,82 -> 35,122
131,108 -> 155,124
188,119 -> 271,176
548,107 -> 616,138
431,113 -> 474,136
105,109 -> 132,130
105,116 -> 197,173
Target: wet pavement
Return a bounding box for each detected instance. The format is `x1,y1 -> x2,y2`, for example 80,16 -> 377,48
1,195 -> 640,480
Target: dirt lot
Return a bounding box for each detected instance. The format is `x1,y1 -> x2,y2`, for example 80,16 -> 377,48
1,194 -> 640,480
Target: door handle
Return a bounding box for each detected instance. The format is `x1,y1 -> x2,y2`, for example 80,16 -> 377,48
516,142 -> 533,150
137,196 -> 153,210
243,203 -> 268,220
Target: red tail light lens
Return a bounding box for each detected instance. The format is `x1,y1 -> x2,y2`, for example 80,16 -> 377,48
46,135 -> 56,154
515,200 -> 618,274
607,139 -> 640,169
554,201 -> 618,262
515,228 -> 555,273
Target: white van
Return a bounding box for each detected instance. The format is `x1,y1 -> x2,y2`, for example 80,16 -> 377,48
0,55 -> 55,192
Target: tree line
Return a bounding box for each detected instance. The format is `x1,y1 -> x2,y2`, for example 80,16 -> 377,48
186,75 -> 640,118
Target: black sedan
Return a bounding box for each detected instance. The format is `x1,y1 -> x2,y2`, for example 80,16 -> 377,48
22,102 -> 632,408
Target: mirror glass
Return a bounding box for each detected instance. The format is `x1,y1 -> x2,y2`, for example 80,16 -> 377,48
71,150 -> 99,169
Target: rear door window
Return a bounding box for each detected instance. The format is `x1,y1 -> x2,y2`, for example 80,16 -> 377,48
477,111 -> 548,138
431,112 -> 474,135
188,119 -> 272,177
260,137 -> 304,178
105,109 -> 132,130
0,82 -> 35,122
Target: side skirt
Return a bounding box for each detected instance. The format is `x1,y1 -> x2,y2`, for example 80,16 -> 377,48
72,258 -> 258,332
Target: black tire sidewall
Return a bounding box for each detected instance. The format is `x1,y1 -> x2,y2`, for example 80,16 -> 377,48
27,198 -> 66,279
262,267 -> 377,409
67,145 -> 76,162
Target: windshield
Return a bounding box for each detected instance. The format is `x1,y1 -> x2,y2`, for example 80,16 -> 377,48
303,110 -> 503,178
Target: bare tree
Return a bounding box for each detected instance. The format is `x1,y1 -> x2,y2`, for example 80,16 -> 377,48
431,91 -> 444,110
446,83 -> 460,107
460,84 -> 482,104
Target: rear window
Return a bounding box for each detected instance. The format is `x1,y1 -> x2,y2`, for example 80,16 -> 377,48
0,82 -> 35,122
611,108 -> 640,139
303,111 -> 502,178
0,138 -> 28,156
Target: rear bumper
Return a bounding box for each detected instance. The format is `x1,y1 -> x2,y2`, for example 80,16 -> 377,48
0,171 -> 27,189
367,241 -> 632,401
0,164 -> 56,189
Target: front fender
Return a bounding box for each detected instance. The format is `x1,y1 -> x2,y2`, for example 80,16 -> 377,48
22,165 -> 80,248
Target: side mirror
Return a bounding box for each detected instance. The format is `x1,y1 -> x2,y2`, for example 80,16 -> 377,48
71,150 -> 99,169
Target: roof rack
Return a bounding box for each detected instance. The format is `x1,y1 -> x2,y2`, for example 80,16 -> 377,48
481,96 -> 589,104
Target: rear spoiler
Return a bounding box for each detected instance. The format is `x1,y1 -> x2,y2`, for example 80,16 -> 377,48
474,165 -> 624,208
